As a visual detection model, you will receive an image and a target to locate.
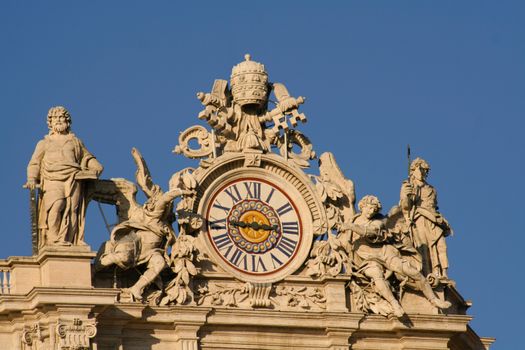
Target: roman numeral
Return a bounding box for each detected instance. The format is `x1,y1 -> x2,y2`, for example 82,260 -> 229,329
270,253 -> 283,269
225,184 -> 242,204
212,233 -> 232,250
244,181 -> 261,200
275,236 -> 297,257
282,221 -> 299,235
251,255 -> 267,272
212,202 -> 231,215
265,188 -> 275,204
209,218 -> 227,230
276,202 -> 293,216
228,248 -> 246,269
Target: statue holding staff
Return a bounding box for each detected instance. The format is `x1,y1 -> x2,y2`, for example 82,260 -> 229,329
26,106 -> 103,248
400,158 -> 451,278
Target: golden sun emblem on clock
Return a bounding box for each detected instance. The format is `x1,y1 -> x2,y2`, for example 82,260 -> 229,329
228,200 -> 281,254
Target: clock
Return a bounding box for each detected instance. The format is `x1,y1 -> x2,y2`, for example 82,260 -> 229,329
206,177 -> 301,278
195,154 -> 325,283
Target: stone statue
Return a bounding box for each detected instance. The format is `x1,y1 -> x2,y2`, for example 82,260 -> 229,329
195,54 -> 306,154
400,158 -> 451,278
305,152 -> 356,277
25,106 -> 103,248
94,148 -> 195,301
345,195 -> 451,317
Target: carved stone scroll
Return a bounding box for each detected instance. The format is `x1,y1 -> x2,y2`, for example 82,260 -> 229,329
174,125 -> 215,159
55,318 -> 97,350
248,282 -> 272,308
278,130 -> 316,168
21,324 -> 45,350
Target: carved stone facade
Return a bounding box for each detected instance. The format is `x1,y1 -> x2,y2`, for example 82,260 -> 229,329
0,55 -> 493,350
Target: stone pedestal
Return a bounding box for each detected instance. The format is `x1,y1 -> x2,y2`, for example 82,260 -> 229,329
37,246 -> 95,289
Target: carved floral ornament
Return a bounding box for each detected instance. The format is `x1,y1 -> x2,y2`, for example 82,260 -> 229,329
32,54 -> 455,319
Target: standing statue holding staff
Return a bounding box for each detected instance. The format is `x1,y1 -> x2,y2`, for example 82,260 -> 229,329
400,157 -> 451,278
25,106 -> 103,248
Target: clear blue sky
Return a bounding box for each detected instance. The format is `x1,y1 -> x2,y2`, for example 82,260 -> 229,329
1,1 -> 523,348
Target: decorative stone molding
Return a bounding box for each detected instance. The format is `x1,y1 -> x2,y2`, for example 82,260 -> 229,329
55,318 -> 97,350
173,125 -> 215,159
195,282 -> 250,307
247,282 -> 272,308
243,151 -> 262,167
21,323 -> 45,350
275,285 -> 326,310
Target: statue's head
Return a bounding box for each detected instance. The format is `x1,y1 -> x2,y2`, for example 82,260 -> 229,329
358,195 -> 382,218
410,157 -> 430,181
47,106 -> 71,135
230,54 -> 269,108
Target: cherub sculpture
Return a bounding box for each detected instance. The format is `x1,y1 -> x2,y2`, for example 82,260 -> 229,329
345,195 -> 451,317
93,148 -> 195,301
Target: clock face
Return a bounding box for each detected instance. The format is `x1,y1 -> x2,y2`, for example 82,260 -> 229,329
205,177 -> 302,278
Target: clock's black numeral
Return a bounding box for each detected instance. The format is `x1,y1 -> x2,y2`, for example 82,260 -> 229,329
276,202 -> 293,216
275,236 -> 297,258
251,255 -> 267,272
225,184 -> 242,204
212,202 -> 231,215
209,218 -> 226,230
270,253 -> 283,269
229,248 -> 244,265
282,221 -> 299,235
212,233 -> 232,250
265,188 -> 275,204
244,181 -> 261,200
224,247 -> 247,270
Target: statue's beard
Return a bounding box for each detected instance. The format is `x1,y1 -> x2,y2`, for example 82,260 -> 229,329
52,122 -> 68,134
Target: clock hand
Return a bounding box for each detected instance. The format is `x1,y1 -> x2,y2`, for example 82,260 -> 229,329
230,220 -> 278,231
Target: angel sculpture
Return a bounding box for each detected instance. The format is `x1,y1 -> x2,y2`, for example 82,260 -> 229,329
345,195 -> 451,317
306,152 -> 356,277
92,148 -> 196,301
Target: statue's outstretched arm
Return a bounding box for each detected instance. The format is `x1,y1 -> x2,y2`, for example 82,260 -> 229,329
344,222 -> 376,236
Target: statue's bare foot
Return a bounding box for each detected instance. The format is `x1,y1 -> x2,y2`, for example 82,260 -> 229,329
390,300 -> 405,318
430,298 -> 451,309
122,287 -> 143,302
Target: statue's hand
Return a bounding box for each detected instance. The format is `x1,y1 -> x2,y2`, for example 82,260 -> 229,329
278,97 -> 299,113
24,179 -> 37,190
400,180 -> 413,198
181,189 -> 197,196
